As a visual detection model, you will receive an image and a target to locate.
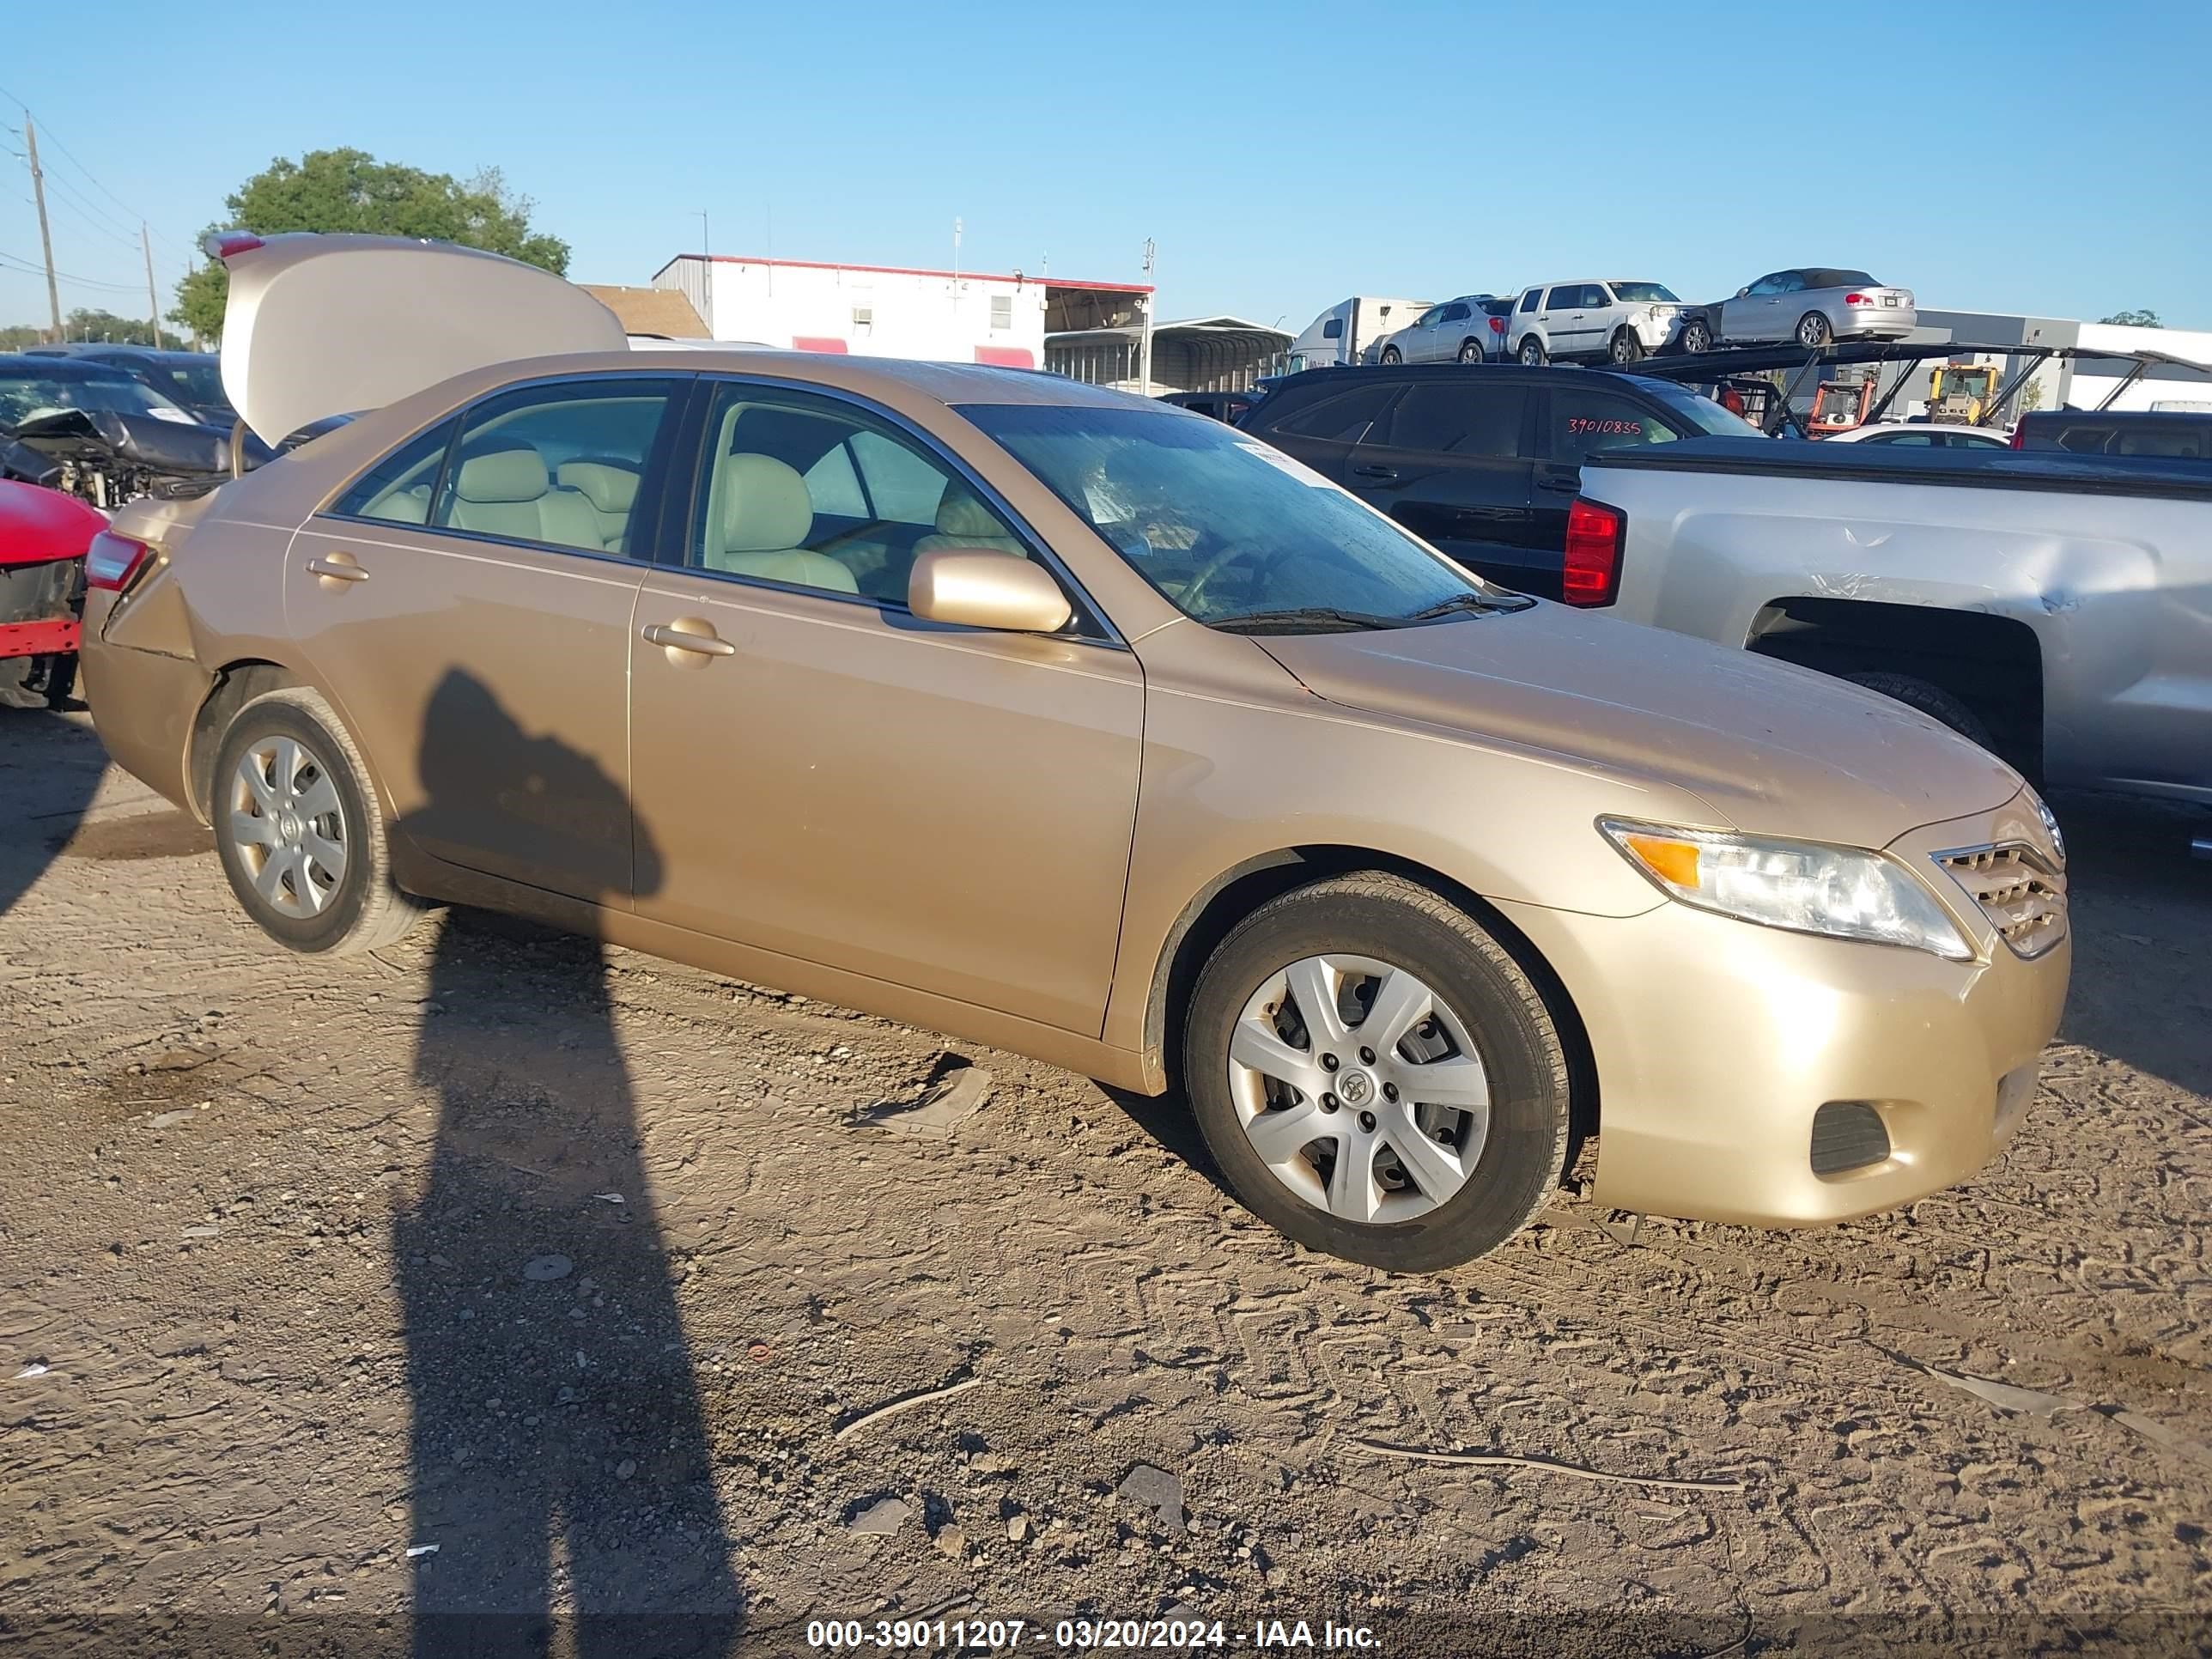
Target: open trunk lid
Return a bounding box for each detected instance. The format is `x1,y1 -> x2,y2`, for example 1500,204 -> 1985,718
214,233 -> 627,446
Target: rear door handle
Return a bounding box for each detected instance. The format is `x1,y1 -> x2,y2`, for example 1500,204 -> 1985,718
1352,465 -> 1399,481
642,620 -> 737,658
306,554 -> 368,583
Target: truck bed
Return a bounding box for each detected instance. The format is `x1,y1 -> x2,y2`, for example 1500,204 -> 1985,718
1587,434 -> 2212,501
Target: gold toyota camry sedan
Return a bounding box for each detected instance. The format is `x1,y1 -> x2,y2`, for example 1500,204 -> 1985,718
78,235 -> 2069,1270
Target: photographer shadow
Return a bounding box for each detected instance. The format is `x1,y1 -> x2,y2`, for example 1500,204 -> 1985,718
396,669 -> 742,1656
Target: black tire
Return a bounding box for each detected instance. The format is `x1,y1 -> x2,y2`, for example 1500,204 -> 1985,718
1516,336 -> 1546,367
210,687 -> 424,955
1379,346 -> 1401,365
1183,872 -> 1572,1273
1457,338 -> 1482,364
1609,328 -> 1644,365
1680,317 -> 1714,355
1796,311 -> 1832,348
1843,672 -> 1995,750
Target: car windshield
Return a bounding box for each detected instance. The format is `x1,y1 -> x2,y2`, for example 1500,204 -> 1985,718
1609,282 -> 1680,303
1632,380 -> 1765,438
149,356 -> 227,406
0,369 -> 187,427
967,402 -> 1522,630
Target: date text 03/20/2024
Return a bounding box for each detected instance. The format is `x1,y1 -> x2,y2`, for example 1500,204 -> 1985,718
804,1617 -> 1382,1650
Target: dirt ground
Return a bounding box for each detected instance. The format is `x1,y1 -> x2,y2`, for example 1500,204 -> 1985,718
2,705 -> 2208,1657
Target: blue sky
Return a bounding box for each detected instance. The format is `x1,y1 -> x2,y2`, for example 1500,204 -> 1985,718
5,0 -> 2208,337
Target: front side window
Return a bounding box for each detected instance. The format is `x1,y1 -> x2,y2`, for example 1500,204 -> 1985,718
690,382 -> 1031,603
969,402 -> 1515,629
1746,274 -> 1784,297
431,378 -> 680,556
1547,389 -> 1682,463
1413,306 -> 1445,330
1322,317 -> 1344,339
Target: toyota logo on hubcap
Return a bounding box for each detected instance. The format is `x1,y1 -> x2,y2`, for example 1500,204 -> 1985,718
1339,1071 -> 1375,1107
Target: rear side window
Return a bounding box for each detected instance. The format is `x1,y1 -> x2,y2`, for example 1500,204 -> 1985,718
2114,428 -> 2204,458
1519,290 -> 1539,313
1369,383 -> 1527,457
2057,427 -> 2112,454
1440,302 -> 1472,323
432,379 -> 681,556
1547,389 -> 1680,462
331,418 -> 458,524
1264,383 -> 1396,443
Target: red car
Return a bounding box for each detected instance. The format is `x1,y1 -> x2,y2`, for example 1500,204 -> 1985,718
0,479 -> 106,708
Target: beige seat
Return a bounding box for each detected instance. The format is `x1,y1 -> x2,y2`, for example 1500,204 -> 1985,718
556,459 -> 641,551
447,448 -> 604,552
914,483 -> 1026,559
703,453 -> 857,593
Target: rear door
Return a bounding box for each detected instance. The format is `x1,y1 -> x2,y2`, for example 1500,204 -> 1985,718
1528,381 -> 1688,559
1243,378 -> 1401,485
286,373 -> 688,902
1340,379 -> 1541,591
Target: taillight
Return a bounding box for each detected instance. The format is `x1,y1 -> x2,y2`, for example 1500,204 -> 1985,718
1563,499 -> 1624,607
1844,293 -> 1869,305
2009,426 -> 2026,449
1490,315 -> 1506,334
84,531 -> 151,592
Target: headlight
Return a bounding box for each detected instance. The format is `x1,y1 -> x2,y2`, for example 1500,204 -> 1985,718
2027,789 -> 2066,868
1599,818 -> 1974,960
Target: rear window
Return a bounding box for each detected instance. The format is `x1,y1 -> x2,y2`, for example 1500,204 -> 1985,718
1261,382 -> 1395,443
1370,383 -> 1526,457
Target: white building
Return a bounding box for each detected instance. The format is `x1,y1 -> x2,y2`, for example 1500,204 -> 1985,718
652,253 -> 1150,369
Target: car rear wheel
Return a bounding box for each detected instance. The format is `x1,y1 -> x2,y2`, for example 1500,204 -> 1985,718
1796,312 -> 1832,348
1680,318 -> 1714,354
1183,872 -> 1572,1272
1843,672 -> 1995,751
1516,337 -> 1546,367
1609,329 -> 1644,365
211,687 -> 424,955
1457,338 -> 1482,364
1379,346 -> 1401,364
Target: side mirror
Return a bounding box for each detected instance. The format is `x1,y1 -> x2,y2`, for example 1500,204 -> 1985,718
908,549 -> 1072,634
1736,287 -> 1750,299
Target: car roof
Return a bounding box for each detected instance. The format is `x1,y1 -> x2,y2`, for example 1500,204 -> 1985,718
0,353 -> 143,380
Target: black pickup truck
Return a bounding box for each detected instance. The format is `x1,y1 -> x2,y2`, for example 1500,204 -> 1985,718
1238,363 -> 1759,599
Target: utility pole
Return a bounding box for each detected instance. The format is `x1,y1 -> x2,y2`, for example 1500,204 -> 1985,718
142,223 -> 164,349
24,116 -> 63,341
1138,238 -> 1156,398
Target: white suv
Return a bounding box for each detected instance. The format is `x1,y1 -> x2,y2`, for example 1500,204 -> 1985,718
1509,281 -> 1686,366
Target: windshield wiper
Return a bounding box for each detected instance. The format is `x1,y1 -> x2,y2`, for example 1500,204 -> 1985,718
1407,591 -> 1533,620
1210,606 -> 1411,635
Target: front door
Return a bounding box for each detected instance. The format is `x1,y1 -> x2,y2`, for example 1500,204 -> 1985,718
1343,380 -> 1542,592
286,374 -> 689,903
626,380 -> 1143,1036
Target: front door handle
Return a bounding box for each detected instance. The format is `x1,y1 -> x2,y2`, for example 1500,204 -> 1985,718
1352,465 -> 1399,481
642,619 -> 737,659
306,553 -> 368,584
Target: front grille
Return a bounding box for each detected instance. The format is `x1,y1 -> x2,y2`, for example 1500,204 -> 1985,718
1935,843 -> 2067,959
1811,1101 -> 1891,1176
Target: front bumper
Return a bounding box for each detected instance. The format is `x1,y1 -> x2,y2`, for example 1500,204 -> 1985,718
1493,792 -> 2069,1226
1632,313 -> 1686,349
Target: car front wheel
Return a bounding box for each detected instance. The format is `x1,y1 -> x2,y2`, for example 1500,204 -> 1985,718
1184,873 -> 1572,1272
211,687 -> 424,955
1379,346 -> 1401,364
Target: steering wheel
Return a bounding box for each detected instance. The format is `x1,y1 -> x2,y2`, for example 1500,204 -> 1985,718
1176,531 -> 1263,611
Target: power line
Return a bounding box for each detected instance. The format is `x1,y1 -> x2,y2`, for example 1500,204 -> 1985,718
0,246 -> 144,295
0,82 -> 194,258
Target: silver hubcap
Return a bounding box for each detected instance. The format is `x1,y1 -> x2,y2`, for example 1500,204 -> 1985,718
1228,954 -> 1491,1225
228,735 -> 348,918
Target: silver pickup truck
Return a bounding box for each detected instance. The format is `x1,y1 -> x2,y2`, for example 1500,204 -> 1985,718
1571,438 -> 2211,811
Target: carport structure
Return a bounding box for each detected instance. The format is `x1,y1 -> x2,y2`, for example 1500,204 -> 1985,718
1046,314 -> 1291,395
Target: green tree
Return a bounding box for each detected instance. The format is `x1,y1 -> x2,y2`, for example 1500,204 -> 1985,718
172,149 -> 569,342
2099,308 -> 2162,327
0,308 -> 163,349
